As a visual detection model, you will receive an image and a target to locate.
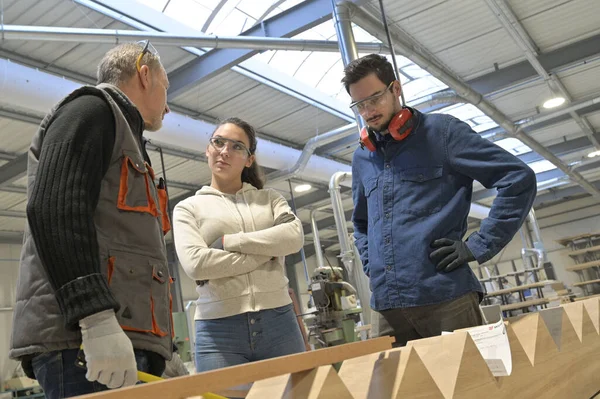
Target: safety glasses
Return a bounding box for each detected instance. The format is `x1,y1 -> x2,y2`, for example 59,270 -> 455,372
209,136 -> 252,157
349,81 -> 395,114
136,40 -> 159,72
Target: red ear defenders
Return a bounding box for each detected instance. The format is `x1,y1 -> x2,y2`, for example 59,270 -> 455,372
359,108 -> 414,151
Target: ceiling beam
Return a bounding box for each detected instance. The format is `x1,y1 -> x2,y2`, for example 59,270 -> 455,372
0,231 -> 24,244
534,179 -> 600,207
518,134 -> 600,164
0,153 -> 28,188
467,32 -> 600,96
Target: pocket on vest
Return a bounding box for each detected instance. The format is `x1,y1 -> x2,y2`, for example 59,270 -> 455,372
117,153 -> 159,217
106,250 -> 171,338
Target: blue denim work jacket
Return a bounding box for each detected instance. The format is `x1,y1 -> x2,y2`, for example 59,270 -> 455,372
352,108 -> 537,311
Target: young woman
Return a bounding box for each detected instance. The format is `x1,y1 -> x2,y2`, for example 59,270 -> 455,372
173,117 -> 306,372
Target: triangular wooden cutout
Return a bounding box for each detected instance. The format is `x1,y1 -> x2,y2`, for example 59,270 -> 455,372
338,352 -> 382,399
538,307 -> 564,350
509,312 -> 559,366
453,333 -> 501,399
246,374 -> 291,399
494,323 -> 536,396
556,301 -> 600,399
366,350 -> 401,399
411,331 -> 499,399
561,301 -> 599,345
581,297 -> 600,334
285,365 -> 353,399
394,346 -> 444,399
558,306 -> 582,353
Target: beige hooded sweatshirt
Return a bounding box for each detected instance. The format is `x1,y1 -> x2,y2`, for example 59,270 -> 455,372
173,183 -> 304,320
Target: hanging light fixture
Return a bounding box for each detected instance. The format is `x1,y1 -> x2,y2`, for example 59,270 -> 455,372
588,150 -> 600,158
542,96 -> 566,109
295,183 -> 312,193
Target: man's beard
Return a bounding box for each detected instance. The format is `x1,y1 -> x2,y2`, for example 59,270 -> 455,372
369,114 -> 393,133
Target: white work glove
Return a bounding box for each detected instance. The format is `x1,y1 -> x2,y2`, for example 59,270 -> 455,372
79,309 -> 138,389
162,353 -> 189,378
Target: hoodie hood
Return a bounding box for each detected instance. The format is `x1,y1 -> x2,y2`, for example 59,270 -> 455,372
195,182 -> 258,196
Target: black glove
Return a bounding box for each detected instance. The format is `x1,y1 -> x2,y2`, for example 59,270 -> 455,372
210,237 -> 224,250
274,212 -> 296,225
429,238 -> 475,272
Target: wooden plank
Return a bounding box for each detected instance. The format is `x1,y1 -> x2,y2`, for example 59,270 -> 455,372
408,332 -> 500,398
557,232 -> 600,247
246,365 -> 353,399
485,280 -> 555,297
568,244 -> 600,256
575,294 -> 600,302
337,347 -> 444,399
503,306 -> 600,399
494,323 -> 537,396
582,297 -> 600,334
566,259 -> 600,271
572,278 -> 600,287
394,347 -> 444,399
78,337 -> 395,399
559,301 -> 600,398
500,298 -> 550,311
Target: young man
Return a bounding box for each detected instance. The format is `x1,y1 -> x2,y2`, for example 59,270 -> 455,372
10,42 -> 172,398
343,54 -> 536,347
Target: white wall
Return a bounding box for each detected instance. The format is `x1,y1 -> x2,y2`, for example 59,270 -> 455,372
0,243 -> 22,386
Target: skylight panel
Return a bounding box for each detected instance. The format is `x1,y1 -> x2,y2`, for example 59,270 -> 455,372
528,159 -> 557,174
269,51 -> 312,75
494,138 -> 532,156
209,7 -> 255,35
135,0 -> 169,12
237,0 -> 278,20
471,115 -> 499,133
161,0 -> 216,31
262,0 -> 305,21
402,76 -> 448,102
294,52 -> 341,87
443,104 -> 487,123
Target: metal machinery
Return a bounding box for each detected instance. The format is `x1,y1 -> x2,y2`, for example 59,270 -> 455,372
171,312 -> 192,362
303,266 -> 363,348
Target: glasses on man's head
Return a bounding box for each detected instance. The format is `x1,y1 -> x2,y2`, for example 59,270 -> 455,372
136,40 -> 159,72
209,137 -> 251,157
349,81 -> 395,114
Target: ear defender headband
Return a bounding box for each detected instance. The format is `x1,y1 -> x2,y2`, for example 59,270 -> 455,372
359,107 -> 414,152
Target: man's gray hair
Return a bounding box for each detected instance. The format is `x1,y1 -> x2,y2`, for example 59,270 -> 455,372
97,42 -> 162,86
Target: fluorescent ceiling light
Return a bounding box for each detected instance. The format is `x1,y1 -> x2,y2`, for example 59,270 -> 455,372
542,97 -> 566,109
588,150 -> 600,158
295,184 -> 312,193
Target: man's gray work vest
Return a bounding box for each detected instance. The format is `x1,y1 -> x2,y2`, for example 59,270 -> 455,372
9,84 -> 173,361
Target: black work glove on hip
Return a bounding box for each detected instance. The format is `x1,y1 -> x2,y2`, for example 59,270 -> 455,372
429,238 -> 475,272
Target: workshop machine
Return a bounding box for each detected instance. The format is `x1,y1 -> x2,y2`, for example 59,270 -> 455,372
303,266 -> 363,348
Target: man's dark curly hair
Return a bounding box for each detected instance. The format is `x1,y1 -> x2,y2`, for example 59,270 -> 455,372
341,54 -> 396,94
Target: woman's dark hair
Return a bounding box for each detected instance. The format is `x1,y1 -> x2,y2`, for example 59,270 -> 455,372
341,54 -> 396,94
213,117 -> 265,189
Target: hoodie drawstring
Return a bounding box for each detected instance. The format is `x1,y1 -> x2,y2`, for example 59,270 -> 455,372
242,190 -> 257,232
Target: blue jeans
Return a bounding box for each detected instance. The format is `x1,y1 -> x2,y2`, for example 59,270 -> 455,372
31,349 -> 165,399
195,303 -> 306,373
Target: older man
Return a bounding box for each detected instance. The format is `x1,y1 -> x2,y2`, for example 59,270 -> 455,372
10,41 -> 172,398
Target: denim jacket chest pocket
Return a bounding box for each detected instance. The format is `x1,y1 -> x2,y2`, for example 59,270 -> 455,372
399,166 -> 444,216
364,177 -> 381,225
